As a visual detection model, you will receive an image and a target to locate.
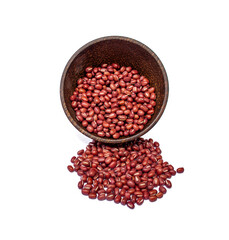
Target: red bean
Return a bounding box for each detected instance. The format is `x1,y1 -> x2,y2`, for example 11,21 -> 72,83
78,180 -> 84,189
147,109 -> 154,115
143,165 -> 151,172
159,177 -> 165,186
165,179 -> 172,188
153,177 -> 159,186
121,197 -> 127,205
140,105 -> 148,112
88,168 -> 97,177
177,167 -> 184,173
131,194 -> 136,203
149,195 -> 157,202
76,115 -> 83,122
82,189 -> 90,196
97,132 -> 105,137
127,180 -> 135,188
137,110 -> 145,116
143,191 -> 149,200
142,79 -> 149,86
156,192 -> 163,198
136,164 -> 143,170
170,170 -> 177,176
134,191 -> 143,198
118,115 -> 127,121
139,182 -> 147,189
70,95 -> 76,101
134,176 -> 141,184
116,109 -> 124,115
81,102 -> 90,108
148,87 -> 155,93
156,168 -> 163,175
116,181 -> 123,188
82,160 -> 90,167
159,186 -> 167,194
109,113 -> 116,119
98,193 -> 106,201
85,66 -> 93,72
67,165 -> 74,172
150,93 -> 156,100
71,156 -> 77,163
109,161 -> 117,169
132,124 -> 139,132
149,189 -> 157,195
82,120 -> 88,127
94,106 -> 100,114
84,184 -> 92,190
113,133 -> 120,139
114,195 -> 121,204
133,74 -> 140,79
106,193 -> 115,201
127,201 -> 135,209
120,188 -> 126,196
86,125 -> 94,133
148,170 -> 155,178
89,192 -> 97,199
125,66 -> 131,72
86,116 -> 93,122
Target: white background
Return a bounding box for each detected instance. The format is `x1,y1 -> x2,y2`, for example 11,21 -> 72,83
1,1 -> 229,239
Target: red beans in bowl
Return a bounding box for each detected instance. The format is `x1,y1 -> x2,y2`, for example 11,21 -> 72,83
70,63 -> 156,139
67,138 -> 184,209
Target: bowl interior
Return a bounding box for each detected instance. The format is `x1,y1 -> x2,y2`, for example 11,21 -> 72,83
61,36 -> 168,143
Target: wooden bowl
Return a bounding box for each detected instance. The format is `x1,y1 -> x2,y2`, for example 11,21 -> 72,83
60,36 -> 169,144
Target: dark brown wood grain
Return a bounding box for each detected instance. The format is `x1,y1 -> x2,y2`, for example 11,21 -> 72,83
60,36 -> 169,143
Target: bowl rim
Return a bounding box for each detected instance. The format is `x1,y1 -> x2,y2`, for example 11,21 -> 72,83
60,35 -> 169,144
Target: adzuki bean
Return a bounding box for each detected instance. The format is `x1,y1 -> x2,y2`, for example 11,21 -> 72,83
177,167 -> 184,173
68,138 -> 184,209
70,64 -> 157,139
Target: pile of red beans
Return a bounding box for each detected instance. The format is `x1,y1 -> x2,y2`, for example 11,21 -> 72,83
70,63 -> 156,139
67,138 -> 184,209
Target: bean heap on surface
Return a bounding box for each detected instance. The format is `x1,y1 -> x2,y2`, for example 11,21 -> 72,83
67,138 -> 184,209
70,63 -> 156,139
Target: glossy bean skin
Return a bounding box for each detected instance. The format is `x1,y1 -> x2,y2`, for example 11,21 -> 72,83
89,192 -> 97,199
159,186 -> 167,194
82,189 -> 90,196
106,193 -> 115,201
67,165 -> 74,172
149,195 -> 157,202
156,192 -> 163,198
68,138 -> 184,209
153,177 -> 159,186
136,197 -> 144,205
139,182 -> 147,189
121,197 -> 127,206
114,195 -> 121,204
98,193 -> 106,201
127,180 -> 135,188
177,167 -> 184,173
127,201 -> 135,209
76,181 -> 83,191
165,179 -> 172,188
